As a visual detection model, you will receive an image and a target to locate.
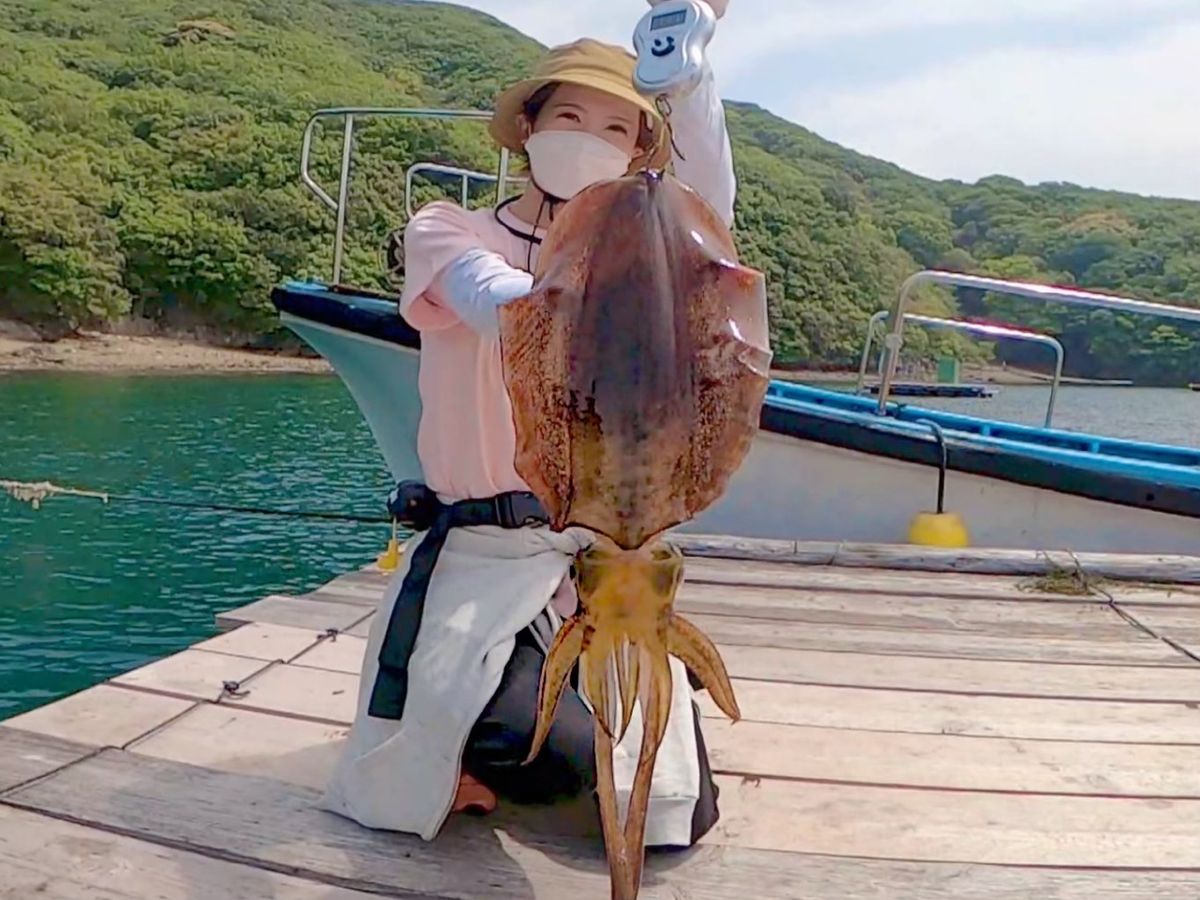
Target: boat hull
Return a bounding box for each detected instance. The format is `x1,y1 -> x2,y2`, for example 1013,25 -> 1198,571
713,430 -> 1199,553
274,283 -> 1200,555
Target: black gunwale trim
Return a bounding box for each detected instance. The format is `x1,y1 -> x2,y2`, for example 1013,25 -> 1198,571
272,283 -> 1200,521
272,285 -> 420,349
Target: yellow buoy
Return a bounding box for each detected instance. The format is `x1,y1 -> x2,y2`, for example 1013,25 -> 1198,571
376,520 -> 403,571
907,418 -> 970,548
908,510 -> 970,547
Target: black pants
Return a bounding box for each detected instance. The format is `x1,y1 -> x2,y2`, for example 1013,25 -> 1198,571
462,628 -> 720,847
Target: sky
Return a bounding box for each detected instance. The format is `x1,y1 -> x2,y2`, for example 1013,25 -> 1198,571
425,0 -> 1200,201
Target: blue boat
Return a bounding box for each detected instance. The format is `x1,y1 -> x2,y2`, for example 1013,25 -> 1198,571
273,107 -> 1200,555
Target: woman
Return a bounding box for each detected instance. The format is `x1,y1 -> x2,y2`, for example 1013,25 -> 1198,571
323,2 -> 736,851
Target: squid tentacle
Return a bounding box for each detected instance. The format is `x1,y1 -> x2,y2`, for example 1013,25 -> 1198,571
621,642 -> 674,896
593,716 -> 637,900
524,616 -> 587,764
614,638 -> 641,745
666,612 -> 741,721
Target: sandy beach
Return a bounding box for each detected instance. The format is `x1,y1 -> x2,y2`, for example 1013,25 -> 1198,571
0,328 -> 333,375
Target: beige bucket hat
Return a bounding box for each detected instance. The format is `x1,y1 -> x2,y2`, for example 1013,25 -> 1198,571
489,38 -> 672,171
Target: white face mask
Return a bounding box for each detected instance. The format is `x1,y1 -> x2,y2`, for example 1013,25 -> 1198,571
524,130 -> 632,201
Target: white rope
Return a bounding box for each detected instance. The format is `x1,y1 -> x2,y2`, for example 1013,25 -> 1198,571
1,479 -> 109,511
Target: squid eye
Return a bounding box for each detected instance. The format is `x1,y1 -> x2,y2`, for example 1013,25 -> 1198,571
651,565 -> 675,596
574,560 -> 600,595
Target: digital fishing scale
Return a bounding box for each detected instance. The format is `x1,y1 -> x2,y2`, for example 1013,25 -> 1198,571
632,0 -> 717,99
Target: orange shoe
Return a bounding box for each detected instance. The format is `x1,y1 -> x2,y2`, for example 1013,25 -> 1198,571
452,772 -> 497,816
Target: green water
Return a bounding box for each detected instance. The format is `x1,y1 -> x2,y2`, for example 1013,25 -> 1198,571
0,373 -> 392,719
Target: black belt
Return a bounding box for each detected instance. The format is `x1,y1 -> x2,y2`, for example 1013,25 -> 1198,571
367,481 -> 550,720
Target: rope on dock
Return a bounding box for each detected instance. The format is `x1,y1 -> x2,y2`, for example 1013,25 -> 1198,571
1,478 -> 390,524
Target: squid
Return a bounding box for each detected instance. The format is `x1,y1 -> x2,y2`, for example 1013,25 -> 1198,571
498,170 -> 771,899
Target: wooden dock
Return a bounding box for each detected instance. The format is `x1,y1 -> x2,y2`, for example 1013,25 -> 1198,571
3,538 -> 1200,898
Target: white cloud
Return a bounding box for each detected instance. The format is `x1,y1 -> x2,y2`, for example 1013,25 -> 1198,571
793,22 -> 1200,200
712,0 -> 1195,76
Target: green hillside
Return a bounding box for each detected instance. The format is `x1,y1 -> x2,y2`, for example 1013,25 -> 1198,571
2,0 -> 1198,381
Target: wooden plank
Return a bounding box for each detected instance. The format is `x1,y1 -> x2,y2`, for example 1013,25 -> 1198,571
335,551 -> 1200,604
672,533 -> 840,564
112,649 -> 272,702
117,699 -> 1200,802
340,551 -> 1200,604
142,694 -> 1200,800
684,556 -> 1034,599
128,705 -> 348,792
1118,606 -> 1200,658
712,775 -> 1200,866
219,665 -> 358,724
1165,633 -> 1200,659
333,554 -> 1195,602
681,556 -> 1198,605
0,728 -> 93,793
2,685 -> 195,748
336,568 -> 391,590
689,612 -> 1187,666
10,749 -> 1200,897
301,584 -> 380,607
678,582 -> 1137,639
0,805 -> 377,899
215,661 -> 1200,745
193,622 -> 329,662
699,680 -> 1200,743
215,595 -> 371,633
1122,607 -> 1200,631
714,644 -> 1200,702
272,634 -> 1200,704
1122,585 -> 1200,608
291,635 -> 368,675
665,534 -> 1200,583
830,541 -> 1200,584
702,719 -> 1200,797
345,615 -> 375,638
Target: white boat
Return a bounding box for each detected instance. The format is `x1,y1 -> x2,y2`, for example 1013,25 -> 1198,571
274,107 -> 1200,555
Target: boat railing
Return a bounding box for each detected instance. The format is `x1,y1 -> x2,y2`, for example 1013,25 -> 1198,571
876,270 -> 1200,416
857,310 -> 1065,427
299,107 -> 511,284
403,163 -> 527,220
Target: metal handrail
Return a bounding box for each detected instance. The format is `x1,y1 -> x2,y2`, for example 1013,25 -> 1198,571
403,163 -> 528,219
857,310 -> 1065,427
299,107 -> 510,284
876,270 -> 1200,416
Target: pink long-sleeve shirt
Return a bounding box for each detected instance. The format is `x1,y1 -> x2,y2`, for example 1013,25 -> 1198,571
399,66 -> 736,502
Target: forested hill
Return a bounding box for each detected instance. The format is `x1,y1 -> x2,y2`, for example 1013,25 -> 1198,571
2,0 -> 1198,382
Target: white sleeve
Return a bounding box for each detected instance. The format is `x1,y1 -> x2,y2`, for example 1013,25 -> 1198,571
666,62 -> 736,227
432,248 -> 533,338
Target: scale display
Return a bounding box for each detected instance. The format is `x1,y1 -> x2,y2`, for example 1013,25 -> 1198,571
633,0 -> 717,97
